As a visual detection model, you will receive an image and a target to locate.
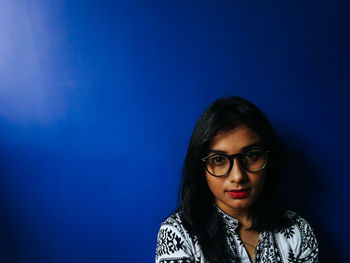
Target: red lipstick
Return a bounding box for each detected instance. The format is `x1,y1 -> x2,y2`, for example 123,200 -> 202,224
227,189 -> 250,198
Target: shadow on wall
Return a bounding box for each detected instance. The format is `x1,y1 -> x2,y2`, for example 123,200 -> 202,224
0,201 -> 22,263
278,129 -> 342,263
0,150 -> 21,263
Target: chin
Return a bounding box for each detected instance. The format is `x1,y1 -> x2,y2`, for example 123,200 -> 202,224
225,199 -> 253,210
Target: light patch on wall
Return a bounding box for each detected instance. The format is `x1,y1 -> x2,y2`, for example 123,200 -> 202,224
0,0 -> 66,125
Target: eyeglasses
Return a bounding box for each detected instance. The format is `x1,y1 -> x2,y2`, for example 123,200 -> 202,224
201,148 -> 269,177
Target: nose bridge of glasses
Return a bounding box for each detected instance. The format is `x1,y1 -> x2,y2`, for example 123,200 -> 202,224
227,153 -> 245,177
229,152 -> 244,164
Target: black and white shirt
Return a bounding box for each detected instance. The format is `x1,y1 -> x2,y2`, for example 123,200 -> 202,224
155,206 -> 318,263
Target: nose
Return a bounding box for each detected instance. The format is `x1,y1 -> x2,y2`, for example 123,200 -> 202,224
227,158 -> 246,183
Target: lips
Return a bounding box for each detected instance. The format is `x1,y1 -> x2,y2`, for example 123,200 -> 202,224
227,189 -> 250,198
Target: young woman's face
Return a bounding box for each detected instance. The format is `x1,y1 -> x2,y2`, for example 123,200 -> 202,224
205,125 -> 267,216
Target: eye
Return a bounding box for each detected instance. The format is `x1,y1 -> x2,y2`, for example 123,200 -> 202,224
213,156 -> 224,163
244,149 -> 264,160
207,155 -> 228,166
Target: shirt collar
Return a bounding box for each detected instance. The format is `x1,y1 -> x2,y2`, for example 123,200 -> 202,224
214,204 -> 239,230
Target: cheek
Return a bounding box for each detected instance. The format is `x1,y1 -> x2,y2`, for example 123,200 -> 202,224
205,174 -> 223,196
252,172 -> 267,192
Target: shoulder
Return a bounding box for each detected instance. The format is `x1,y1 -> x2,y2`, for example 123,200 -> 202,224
274,210 -> 319,262
160,212 -> 185,232
278,210 -> 318,245
156,212 -> 200,263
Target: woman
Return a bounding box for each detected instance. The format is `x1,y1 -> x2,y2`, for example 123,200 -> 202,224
155,97 -> 318,263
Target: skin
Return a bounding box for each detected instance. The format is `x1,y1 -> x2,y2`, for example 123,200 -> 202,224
205,125 -> 267,261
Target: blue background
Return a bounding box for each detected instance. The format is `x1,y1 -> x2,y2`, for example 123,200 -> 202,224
0,0 -> 349,262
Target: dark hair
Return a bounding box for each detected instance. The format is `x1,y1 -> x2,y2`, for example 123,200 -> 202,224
178,96 -> 287,263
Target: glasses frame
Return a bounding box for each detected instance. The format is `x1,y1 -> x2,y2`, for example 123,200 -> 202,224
201,147 -> 270,177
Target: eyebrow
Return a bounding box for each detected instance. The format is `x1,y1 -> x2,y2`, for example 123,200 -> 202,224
208,142 -> 265,155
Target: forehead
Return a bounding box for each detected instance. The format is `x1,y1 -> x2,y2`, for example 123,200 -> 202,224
209,125 -> 262,152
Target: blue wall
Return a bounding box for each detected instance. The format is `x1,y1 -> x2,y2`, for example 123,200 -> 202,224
0,0 -> 349,262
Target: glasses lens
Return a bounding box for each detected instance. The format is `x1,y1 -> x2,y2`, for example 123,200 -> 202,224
242,149 -> 267,172
205,154 -> 230,176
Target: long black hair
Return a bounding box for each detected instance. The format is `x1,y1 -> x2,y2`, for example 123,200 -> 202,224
178,96 -> 287,263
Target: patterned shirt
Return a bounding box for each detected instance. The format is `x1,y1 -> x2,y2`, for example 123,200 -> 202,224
155,206 -> 318,263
